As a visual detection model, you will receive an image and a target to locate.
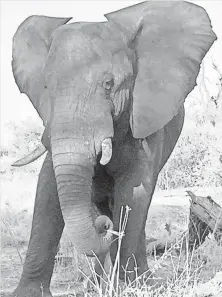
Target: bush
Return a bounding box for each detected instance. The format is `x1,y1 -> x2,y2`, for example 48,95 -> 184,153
157,123 -> 222,190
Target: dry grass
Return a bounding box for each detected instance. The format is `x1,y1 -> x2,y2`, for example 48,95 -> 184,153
50,230 -> 222,297
1,202 -> 222,297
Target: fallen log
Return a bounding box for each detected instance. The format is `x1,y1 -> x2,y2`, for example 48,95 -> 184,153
187,190 -> 222,249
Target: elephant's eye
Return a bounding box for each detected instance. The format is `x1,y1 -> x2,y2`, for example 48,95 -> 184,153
103,78 -> 114,91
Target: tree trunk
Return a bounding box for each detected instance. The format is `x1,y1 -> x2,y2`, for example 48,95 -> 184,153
187,190 -> 222,249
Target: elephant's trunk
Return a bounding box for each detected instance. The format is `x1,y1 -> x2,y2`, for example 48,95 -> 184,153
51,136 -> 101,255
49,85 -> 114,255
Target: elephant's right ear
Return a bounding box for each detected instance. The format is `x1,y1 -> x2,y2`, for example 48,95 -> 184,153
12,15 -> 71,125
105,2 -> 217,138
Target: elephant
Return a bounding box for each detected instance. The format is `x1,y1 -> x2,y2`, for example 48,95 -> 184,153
11,1 -> 216,296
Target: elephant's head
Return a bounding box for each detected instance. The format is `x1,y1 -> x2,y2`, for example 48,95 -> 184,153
12,2 -> 216,255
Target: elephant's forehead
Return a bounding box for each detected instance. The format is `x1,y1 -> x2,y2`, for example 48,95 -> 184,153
50,22 -> 124,57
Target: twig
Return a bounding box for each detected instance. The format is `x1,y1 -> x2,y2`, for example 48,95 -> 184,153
212,59 -> 222,108
212,209 -> 222,238
109,205 -> 130,296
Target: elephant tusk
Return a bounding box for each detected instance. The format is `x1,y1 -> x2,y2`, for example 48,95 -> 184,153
12,143 -> 47,167
100,138 -> 112,165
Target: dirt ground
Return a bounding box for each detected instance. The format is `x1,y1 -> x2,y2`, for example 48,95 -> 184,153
1,187 -> 222,296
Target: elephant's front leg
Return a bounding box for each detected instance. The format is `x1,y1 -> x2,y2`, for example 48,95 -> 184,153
13,153 -> 64,297
133,184 -> 157,281
111,177 -> 150,282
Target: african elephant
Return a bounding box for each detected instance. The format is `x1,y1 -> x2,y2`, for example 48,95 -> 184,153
11,1 -> 216,296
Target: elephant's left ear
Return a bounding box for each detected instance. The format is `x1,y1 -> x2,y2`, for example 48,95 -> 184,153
105,1 -> 217,138
12,15 -> 71,125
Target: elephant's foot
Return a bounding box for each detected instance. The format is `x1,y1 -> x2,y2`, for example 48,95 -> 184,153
12,282 -> 52,297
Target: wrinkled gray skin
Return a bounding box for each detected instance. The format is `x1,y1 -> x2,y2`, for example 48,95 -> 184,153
11,1 -> 216,296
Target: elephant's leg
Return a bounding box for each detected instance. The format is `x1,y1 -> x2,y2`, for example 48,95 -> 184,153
135,227 -> 148,275
13,153 -> 64,297
133,185 -> 156,282
134,111 -> 184,282
110,132 -> 165,283
110,177 -> 148,282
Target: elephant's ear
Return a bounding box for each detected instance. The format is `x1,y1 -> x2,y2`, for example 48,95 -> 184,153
105,2 -> 217,138
12,15 -> 71,125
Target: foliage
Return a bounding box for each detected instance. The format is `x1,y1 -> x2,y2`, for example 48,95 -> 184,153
157,124 -> 222,190
1,202 -> 31,248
